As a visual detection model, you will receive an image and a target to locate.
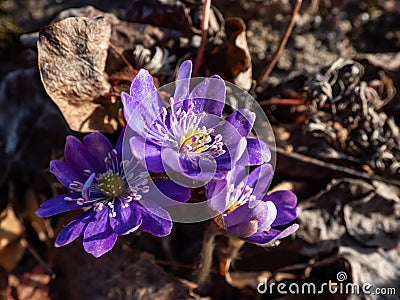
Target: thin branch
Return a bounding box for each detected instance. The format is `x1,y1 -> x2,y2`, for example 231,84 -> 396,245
276,146 -> 400,186
256,0 -> 303,89
193,0 -> 211,77
24,238 -> 55,277
108,42 -> 137,76
258,98 -> 305,106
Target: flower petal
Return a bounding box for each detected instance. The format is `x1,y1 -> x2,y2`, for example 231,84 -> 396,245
207,179 -> 228,213
263,190 -> 299,226
173,60 -> 192,112
244,164 -> 273,199
155,180 -> 191,203
83,208 -> 118,257
81,173 -> 95,201
64,136 -> 99,175
188,75 -> 226,116
122,69 -> 157,122
109,199 -> 143,235
55,210 -> 95,247
225,109 -> 255,137
226,219 -> 259,238
130,137 -> 164,172
238,138 -> 271,166
246,224 -> 299,246
82,132 -> 114,173
257,201 -> 278,231
115,127 -> 125,162
50,160 -> 85,189
264,190 -> 298,207
125,101 -> 165,141
223,200 -> 269,228
136,204 -> 172,237
35,193 -> 84,217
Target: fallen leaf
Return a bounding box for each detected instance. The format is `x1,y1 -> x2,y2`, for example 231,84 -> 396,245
8,265 -> 51,300
0,205 -> 26,272
38,17 -> 116,133
205,18 -> 252,91
339,245 -> 400,293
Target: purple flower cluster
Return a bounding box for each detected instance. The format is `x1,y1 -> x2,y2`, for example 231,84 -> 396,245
207,164 -> 299,245
36,60 -> 298,257
36,130 -> 189,257
122,61 -> 269,181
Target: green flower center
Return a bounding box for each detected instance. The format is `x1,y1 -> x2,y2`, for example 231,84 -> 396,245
97,171 -> 125,198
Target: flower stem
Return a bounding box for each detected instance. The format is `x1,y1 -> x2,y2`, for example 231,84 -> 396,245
218,237 -> 245,286
197,221 -> 224,284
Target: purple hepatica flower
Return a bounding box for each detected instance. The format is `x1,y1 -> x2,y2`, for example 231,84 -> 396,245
121,60 -> 269,182
207,164 -> 299,245
36,131 -> 190,257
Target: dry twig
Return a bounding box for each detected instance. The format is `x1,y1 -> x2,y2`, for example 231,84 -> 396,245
256,0 -> 303,90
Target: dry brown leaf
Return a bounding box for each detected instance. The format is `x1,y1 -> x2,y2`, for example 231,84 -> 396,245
0,238 -> 26,272
8,265 -> 51,300
0,205 -> 23,250
38,16 -> 116,133
0,206 -> 26,271
205,18 -> 252,91
21,189 -> 54,243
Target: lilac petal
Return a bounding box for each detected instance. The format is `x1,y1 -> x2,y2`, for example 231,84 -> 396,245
115,127 -> 125,162
263,190 -> 299,226
82,132 -> 113,173
264,190 -> 298,207
225,109 -> 255,137
238,138 -> 271,166
130,137 -> 164,172
188,75 -> 226,116
35,193 -> 84,217
50,160 -> 85,189
125,101 -> 165,141
245,164 -> 273,199
226,219 -> 259,238
136,204 -> 172,237
223,200 -> 269,228
173,60 -> 192,112
257,201 -> 278,232
207,179 -> 228,213
83,208 -> 118,257
215,137 -> 247,173
161,147 -> 186,173
81,173 -> 95,201
162,149 -> 217,182
246,224 -> 299,246
55,210 -> 95,247
226,165 -> 248,187
215,150 -> 233,172
155,180 -> 191,203
122,69 -> 157,122
109,199 -> 143,235
64,136 -> 99,175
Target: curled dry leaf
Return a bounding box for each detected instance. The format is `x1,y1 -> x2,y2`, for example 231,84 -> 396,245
339,246 -> 400,292
205,18 -> 252,91
38,17 -> 117,133
297,178 -> 400,256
